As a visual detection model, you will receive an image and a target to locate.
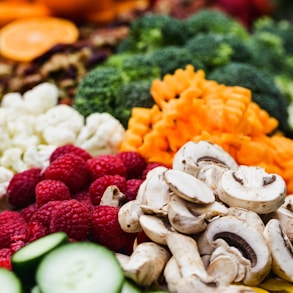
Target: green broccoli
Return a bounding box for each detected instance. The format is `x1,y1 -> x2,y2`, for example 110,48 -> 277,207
185,33 -> 234,70
117,13 -> 187,54
116,79 -> 155,127
73,59 -> 159,128
73,66 -> 123,118
246,30 -> 286,75
253,16 -> 293,55
149,46 -> 206,76
184,9 -> 249,40
208,62 -> 291,136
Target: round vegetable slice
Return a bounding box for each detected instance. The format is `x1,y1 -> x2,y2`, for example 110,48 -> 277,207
0,16 -> 79,62
0,268 -> 22,293
12,232 -> 69,287
36,242 -> 124,293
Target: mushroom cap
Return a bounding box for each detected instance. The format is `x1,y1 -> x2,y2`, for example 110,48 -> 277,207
216,165 -> 286,214
163,169 -> 215,204
197,215 -> 272,286
172,141 -> 238,177
264,218 -> 293,283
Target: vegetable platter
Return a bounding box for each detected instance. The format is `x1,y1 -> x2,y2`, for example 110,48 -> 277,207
1,4 -> 293,293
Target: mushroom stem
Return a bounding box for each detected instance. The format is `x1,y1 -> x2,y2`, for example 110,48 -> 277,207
166,232 -> 214,283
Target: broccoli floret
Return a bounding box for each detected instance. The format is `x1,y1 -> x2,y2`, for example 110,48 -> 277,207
149,46 -> 205,76
184,9 -> 249,40
253,16 -> 293,55
246,30 -> 286,75
208,62 -> 291,136
185,33 -> 234,70
119,13 -> 187,53
116,79 -> 154,127
73,66 -> 123,118
104,52 -> 161,82
120,54 -> 161,81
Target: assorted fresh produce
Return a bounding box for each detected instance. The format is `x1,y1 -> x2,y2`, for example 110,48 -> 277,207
1,5 -> 293,293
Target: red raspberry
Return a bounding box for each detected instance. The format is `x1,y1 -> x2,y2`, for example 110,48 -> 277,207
86,155 -> 126,180
72,191 -> 93,211
44,153 -> 90,193
27,221 -> 47,242
50,199 -> 90,240
7,168 -> 42,208
0,248 -> 12,270
89,175 -> 127,206
30,200 -> 64,229
0,210 -> 25,226
9,240 -> 26,253
90,205 -> 136,254
20,203 -> 38,222
0,212 -> 28,249
116,151 -> 147,179
49,144 -> 92,163
124,179 -> 143,201
35,179 -> 71,207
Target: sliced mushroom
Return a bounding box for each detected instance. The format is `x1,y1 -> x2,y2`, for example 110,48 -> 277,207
138,166 -> 171,216
139,214 -> 174,245
163,169 -> 215,204
167,195 -> 228,235
100,185 -> 126,207
172,141 -> 238,177
271,195 -> 293,241
216,165 -> 286,214
207,239 -> 249,285
118,200 -> 143,233
263,218 -> 293,283
166,232 -> 214,283
174,274 -> 218,293
164,256 -> 182,293
167,194 -> 207,234
227,207 -> 265,233
121,241 -> 170,287
197,215 -> 272,286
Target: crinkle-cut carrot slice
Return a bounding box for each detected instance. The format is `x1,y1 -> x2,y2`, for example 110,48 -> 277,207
236,138 -> 274,166
271,135 -> 293,165
0,16 -> 79,62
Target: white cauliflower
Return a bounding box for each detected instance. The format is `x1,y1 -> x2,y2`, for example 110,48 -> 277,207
0,148 -> 28,173
0,167 -> 14,198
23,144 -> 57,170
22,82 -> 59,115
36,104 -> 84,145
76,113 -> 125,157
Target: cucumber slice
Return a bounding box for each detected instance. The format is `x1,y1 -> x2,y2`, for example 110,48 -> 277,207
0,268 -> 22,293
36,242 -> 124,293
12,232 -> 69,287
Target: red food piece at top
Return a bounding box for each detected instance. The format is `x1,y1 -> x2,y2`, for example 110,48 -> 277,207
6,168 -> 42,208
35,179 -> 71,207
86,154 -> 126,180
49,144 -> 92,163
44,153 -> 90,193
116,151 -> 147,179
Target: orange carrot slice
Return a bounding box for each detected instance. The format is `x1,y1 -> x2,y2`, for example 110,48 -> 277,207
0,16 -> 79,62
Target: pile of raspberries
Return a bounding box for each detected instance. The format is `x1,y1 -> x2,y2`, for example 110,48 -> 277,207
0,145 -> 164,270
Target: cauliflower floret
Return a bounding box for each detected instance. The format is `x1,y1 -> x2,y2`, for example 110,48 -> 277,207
23,144 -> 57,170
1,92 -> 25,112
0,167 -> 14,198
36,104 -> 84,145
8,115 -> 40,150
23,82 -> 59,115
76,113 -> 125,157
0,148 -> 27,173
